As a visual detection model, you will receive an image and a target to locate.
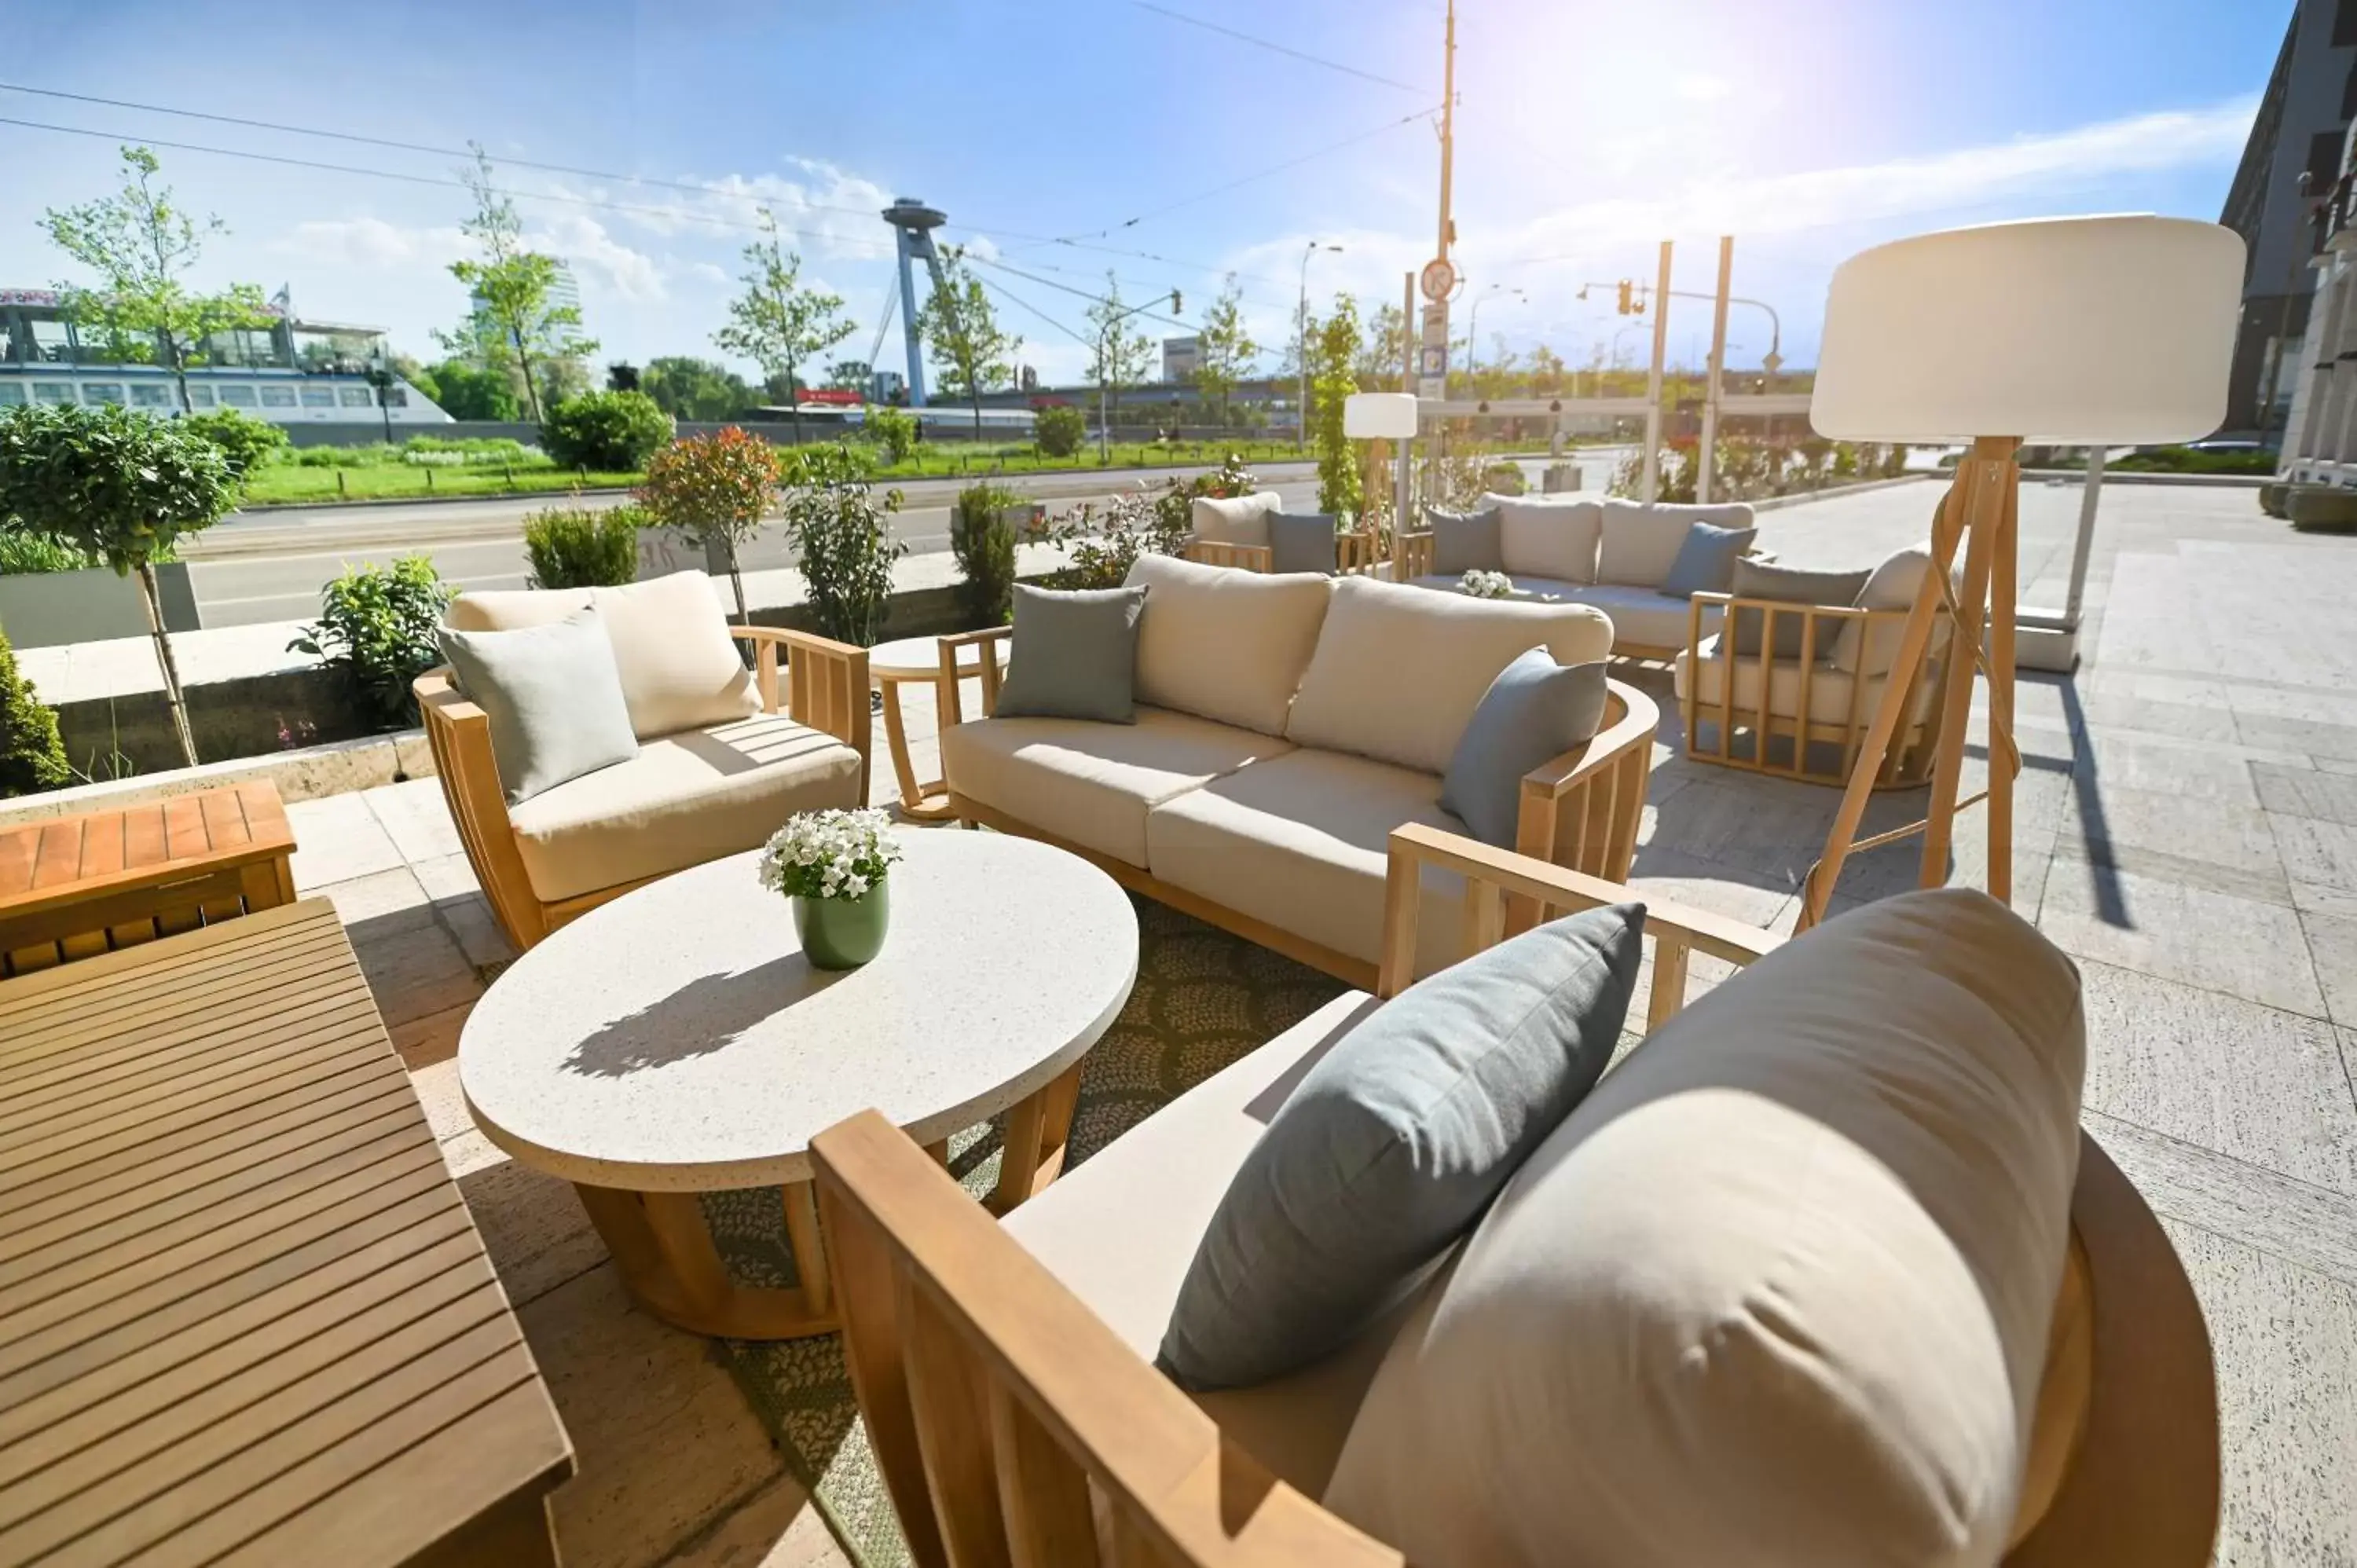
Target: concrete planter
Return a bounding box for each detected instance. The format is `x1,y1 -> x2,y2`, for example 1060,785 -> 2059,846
0,562 -> 200,650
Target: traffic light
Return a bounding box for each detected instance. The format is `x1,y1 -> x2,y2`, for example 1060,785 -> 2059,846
1616,280 -> 1633,315
1170,289 -> 1182,314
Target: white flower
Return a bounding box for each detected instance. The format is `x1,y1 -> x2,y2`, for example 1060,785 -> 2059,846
759,808 -> 903,901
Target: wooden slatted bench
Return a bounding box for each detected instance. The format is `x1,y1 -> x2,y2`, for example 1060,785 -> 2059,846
0,899 -> 574,1567
0,780 -> 299,980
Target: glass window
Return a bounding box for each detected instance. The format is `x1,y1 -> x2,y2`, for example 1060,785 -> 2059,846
34,382 -> 74,404
299,386 -> 335,408
382,387 -> 408,408
31,321 -> 73,365
0,383 -> 24,405
218,383 -> 257,408
187,384 -> 217,408
130,383 -> 174,408
338,386 -> 373,408
259,384 -> 298,408
81,383 -> 125,405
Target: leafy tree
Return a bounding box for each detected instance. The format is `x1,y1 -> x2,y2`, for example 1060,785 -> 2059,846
437,145 -> 595,423
824,358 -> 873,392
423,358 -> 519,421
1189,275 -> 1259,427
1085,272 -> 1155,448
180,407 -> 288,489
714,208 -> 857,446
0,404 -> 237,766
288,555 -> 453,731
1308,295 -> 1364,519
392,351 -> 439,408
0,617 -> 71,797
40,145 -> 274,414
1033,404 -> 1085,458
640,356 -> 755,421
779,444 -> 907,647
916,245 -> 1021,438
540,390 -> 673,471
1528,343 -> 1567,395
950,482 -> 1025,626
865,405 -> 918,464
637,427 -> 779,624
1354,299 -> 1409,392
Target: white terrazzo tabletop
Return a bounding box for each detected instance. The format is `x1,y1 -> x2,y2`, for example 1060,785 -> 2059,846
460,829 -> 1138,1190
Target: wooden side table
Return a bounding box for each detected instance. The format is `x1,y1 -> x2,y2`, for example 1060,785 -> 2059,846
868,633 -> 1009,822
0,779 -> 299,978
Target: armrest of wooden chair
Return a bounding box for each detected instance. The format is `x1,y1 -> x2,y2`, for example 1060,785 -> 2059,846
1511,677 -> 1658,891
1392,529 -> 1434,580
413,667 -> 547,951
934,626 -> 1014,727
1182,539 -> 1275,572
734,625 -> 874,800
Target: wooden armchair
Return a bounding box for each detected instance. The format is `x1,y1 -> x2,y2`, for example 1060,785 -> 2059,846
1180,522 -> 1386,577
416,625 -> 871,952
810,823 -> 2220,1568
1677,591 -> 1947,787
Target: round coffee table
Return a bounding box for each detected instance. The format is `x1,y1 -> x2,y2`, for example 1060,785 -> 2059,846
460,828 -> 1137,1339
869,634 -> 1009,822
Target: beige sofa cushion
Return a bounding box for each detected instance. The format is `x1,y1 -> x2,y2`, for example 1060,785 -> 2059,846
1006,991 -> 1417,1497
1124,553 -> 1332,736
1490,495 -> 1602,584
1831,546 -> 1934,675
1597,499 -> 1757,588
1190,491 -> 1283,548
449,572 -> 757,742
941,705 -> 1292,867
507,713 -> 860,904
1677,632 -> 1936,730
1146,747 -> 1470,978
1286,577 -> 1615,775
1326,888 -> 2085,1568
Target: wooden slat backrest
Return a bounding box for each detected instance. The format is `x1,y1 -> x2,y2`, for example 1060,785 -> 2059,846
0,899 -> 572,1568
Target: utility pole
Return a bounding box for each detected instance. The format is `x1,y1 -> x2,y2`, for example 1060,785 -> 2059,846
1641,240 -> 1673,502
1699,236 -> 1732,504
1398,270 -> 1416,531
1437,0 -> 1456,266
1418,0 -> 1457,484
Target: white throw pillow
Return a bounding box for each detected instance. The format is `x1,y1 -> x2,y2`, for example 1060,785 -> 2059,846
1125,553 -> 1332,735
1598,499 -> 1756,588
1831,546 -> 1935,675
1285,576 -> 1614,775
1491,496 -> 1602,583
1190,491 -> 1282,549
1324,888 -> 2085,1568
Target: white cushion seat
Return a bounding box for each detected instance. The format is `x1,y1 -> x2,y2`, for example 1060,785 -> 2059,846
508,713 -> 860,904
1146,748 -> 1470,976
1676,632 -> 1936,729
942,705 -> 1294,868
1523,582 -> 1703,650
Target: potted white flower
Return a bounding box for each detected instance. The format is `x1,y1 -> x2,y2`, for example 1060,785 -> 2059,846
757,808 -> 905,969
1458,568 -> 1515,599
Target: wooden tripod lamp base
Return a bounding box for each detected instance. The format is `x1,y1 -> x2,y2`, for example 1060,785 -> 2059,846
1793,216 -> 2245,930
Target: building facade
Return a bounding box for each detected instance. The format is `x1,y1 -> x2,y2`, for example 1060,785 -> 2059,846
0,288 -> 449,426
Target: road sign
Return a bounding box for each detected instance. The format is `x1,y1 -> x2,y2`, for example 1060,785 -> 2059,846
1417,376 -> 1446,401
1420,258 -> 1456,302
1420,302 -> 1449,348
1420,346 -> 1447,376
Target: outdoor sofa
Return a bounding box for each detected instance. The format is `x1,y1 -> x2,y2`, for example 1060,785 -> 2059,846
937,553 -> 1655,988
414,570 -> 873,951
1179,489 -> 1384,575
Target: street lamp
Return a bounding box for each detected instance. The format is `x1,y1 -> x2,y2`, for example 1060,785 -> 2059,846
363,350 -> 397,445
1098,289 -> 1182,463
1297,241 -> 1343,450
1465,284 -> 1525,379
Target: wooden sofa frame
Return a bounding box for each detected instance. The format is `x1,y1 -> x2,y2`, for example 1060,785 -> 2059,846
415,625 -> 872,954
1182,528 -> 1383,577
1677,591 -> 1947,789
933,625 -> 1659,991
809,821 -> 2221,1568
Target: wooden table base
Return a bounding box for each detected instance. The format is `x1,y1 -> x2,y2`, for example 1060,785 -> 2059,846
577,1061 -> 1085,1339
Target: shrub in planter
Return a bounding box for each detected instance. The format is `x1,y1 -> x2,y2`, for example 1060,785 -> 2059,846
779,443 -> 907,647
1034,404 -> 1086,458
288,555 -> 454,731
541,390 -> 673,471
951,482 -> 1025,625
1037,485 -> 1190,590
639,427 -> 779,622
524,501 -> 647,588
0,617 -> 71,796
181,407 -> 289,485
866,405 -> 918,465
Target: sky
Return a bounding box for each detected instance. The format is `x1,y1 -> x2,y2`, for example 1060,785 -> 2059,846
0,0 -> 2286,390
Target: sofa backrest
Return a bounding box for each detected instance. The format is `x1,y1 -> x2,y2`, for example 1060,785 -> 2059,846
1597,498 -> 1758,588
1189,491 -> 1285,550
1285,576 -> 1615,775
445,570 -> 756,742
1489,494 -> 1603,584
1125,552 -> 1334,736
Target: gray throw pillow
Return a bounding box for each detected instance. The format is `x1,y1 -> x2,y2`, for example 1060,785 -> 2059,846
438,607 -> 639,804
992,583 -> 1148,724
1439,650 -> 1611,848
1266,511 -> 1339,576
1657,519 -> 1759,599
1158,903 -> 1646,1391
1427,505 -> 1503,577
1728,558 -> 1872,660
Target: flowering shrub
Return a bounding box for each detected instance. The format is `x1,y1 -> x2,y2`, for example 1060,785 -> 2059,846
1457,569 -> 1514,599
638,427 -> 779,621
757,808 -> 903,901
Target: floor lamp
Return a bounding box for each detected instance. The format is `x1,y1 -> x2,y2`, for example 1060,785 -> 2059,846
1345,391 -> 1419,552
1796,216 -> 2245,931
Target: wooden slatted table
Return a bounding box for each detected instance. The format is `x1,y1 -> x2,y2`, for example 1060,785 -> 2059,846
0,780 -> 299,980
0,899 -> 574,1567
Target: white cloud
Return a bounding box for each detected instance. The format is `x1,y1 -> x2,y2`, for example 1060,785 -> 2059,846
1674,74 -> 1732,103
528,212 -> 667,301
273,216 -> 470,270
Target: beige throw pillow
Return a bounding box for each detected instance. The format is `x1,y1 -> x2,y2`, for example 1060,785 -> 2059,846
1490,495 -> 1602,583
1125,552 -> 1333,735
1831,546 -> 1935,675
1190,491 -> 1283,549
1285,577 -> 1614,775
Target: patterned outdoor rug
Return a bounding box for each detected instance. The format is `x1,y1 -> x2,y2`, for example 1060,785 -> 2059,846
702,893 -> 1346,1566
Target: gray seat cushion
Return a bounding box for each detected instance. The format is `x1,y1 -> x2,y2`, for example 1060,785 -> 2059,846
1157,904 -> 1646,1390
993,583 -> 1148,724
438,606 -> 638,804
1728,559 -> 1872,658
1439,650 -> 1610,848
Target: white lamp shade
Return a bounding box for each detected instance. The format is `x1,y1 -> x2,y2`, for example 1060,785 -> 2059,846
1810,215 -> 2245,444
1344,392 -> 1419,440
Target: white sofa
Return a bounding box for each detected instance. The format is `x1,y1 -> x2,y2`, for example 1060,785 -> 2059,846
1399,494 -> 1759,658
940,554 -> 1657,987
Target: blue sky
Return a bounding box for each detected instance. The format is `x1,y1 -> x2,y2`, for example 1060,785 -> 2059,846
0,0 -> 2285,384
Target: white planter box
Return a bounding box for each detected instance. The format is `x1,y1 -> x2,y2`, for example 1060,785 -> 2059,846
0,562 -> 200,649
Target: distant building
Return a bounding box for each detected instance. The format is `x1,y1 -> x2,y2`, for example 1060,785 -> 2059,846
0,288 -> 449,425
1161,335 -> 1200,384
2220,0 -> 2357,434
871,368 -> 907,404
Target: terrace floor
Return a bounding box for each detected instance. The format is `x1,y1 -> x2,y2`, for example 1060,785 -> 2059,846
284,477 -> 2357,1567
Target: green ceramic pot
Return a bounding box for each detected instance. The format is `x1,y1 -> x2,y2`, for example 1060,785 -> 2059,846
793,877 -> 890,969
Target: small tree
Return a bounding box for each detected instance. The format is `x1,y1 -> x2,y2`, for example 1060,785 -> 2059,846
637,427 -> 779,624
1033,404 -> 1085,458
438,146 -> 596,423
0,404 -> 236,768
777,445 -> 907,648
0,617 -> 71,797
41,145 -> 274,414
1308,296 -> 1365,518
715,209 -> 858,447
1086,272 -> 1155,449
288,556 -> 454,731
950,482 -> 1025,626
866,405 -> 918,465
916,246 -> 1021,438
1354,300 -> 1409,391
1190,275 -> 1259,427
541,390 -> 673,471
